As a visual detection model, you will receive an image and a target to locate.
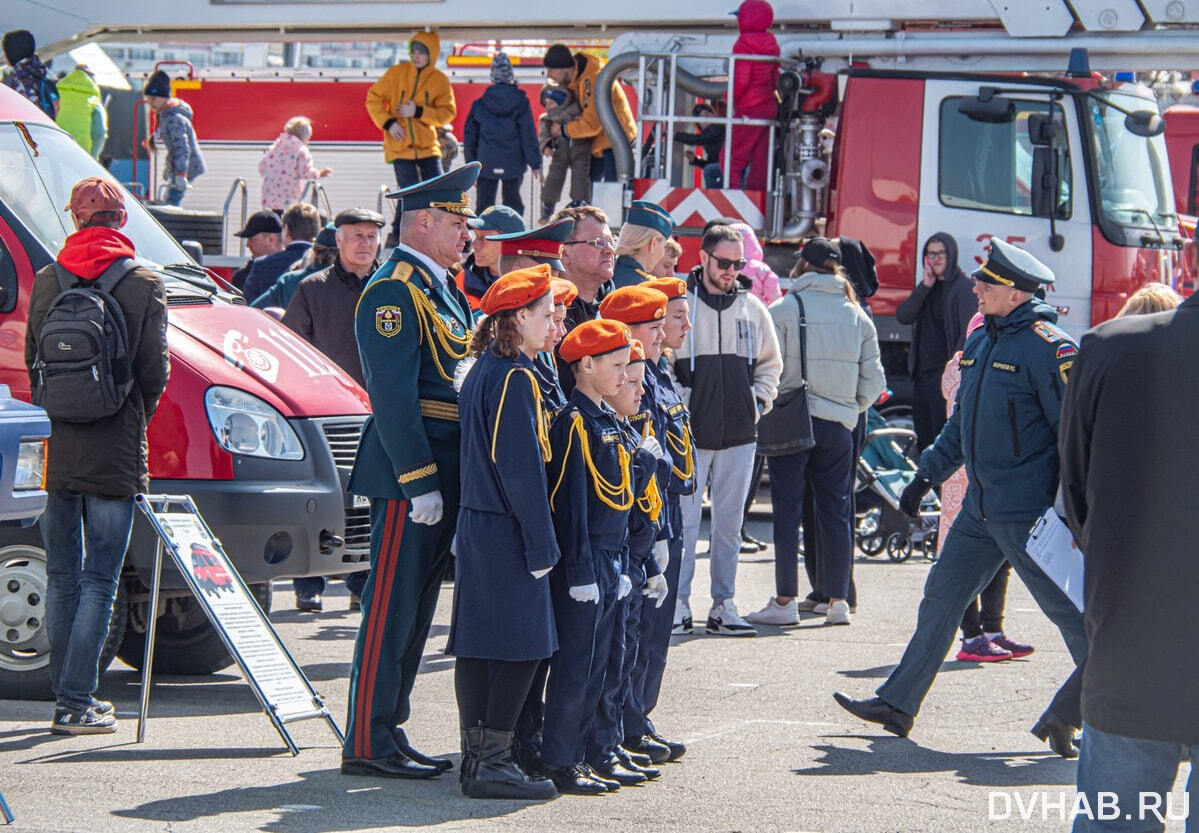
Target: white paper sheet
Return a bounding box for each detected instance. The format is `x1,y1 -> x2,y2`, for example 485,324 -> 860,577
1025,508 -> 1085,613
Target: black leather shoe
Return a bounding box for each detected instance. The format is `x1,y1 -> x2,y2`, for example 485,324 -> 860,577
833,693 -> 914,738
646,730 -> 686,761
340,753 -> 440,779
614,747 -> 660,779
590,756 -> 647,786
295,593 -> 322,612
579,763 -> 621,792
394,727 -> 453,772
1031,712 -> 1079,759
544,763 -> 607,795
623,734 -> 671,764
621,748 -> 654,768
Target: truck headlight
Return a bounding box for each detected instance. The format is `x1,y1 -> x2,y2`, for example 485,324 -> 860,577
204,386 -> 304,460
14,439 -> 46,491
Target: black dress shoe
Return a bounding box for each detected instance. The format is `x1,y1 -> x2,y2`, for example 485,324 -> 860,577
544,763 -> 607,795
1031,712 -> 1079,759
614,747 -> 660,779
623,734 -> 671,764
832,693 -> 914,737
394,727 -> 453,771
590,756 -> 647,786
295,593 -> 322,612
741,532 -> 768,552
646,730 -> 686,761
620,748 -> 654,768
340,753 -> 440,779
579,763 -> 621,792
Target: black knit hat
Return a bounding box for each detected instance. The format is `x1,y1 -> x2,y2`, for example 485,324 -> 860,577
543,44 -> 574,69
143,70 -> 171,98
2,30 -> 35,66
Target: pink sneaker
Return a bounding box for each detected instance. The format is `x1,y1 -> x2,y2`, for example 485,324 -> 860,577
956,636 -> 1012,662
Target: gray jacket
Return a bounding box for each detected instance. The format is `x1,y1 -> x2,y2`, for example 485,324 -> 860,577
768,271 -> 885,430
155,100 -> 206,181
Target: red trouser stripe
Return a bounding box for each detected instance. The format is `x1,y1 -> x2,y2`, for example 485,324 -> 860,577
354,498 -> 406,758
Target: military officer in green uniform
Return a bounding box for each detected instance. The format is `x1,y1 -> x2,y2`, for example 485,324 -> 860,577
341,162 -> 481,779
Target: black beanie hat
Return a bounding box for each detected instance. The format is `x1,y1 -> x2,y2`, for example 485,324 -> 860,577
543,44 -> 574,69
143,70 -> 171,98
2,30 -> 35,66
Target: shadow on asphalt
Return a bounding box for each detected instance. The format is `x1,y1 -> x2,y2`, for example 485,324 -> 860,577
23,743 -> 289,764
836,660 -> 1007,679
797,736 -> 1078,787
112,766 -> 544,830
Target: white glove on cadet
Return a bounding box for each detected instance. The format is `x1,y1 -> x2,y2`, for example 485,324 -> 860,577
408,490 -> 443,526
530,567 -> 552,579
643,573 -> 669,608
654,540 -> 670,572
617,574 -> 632,599
639,435 -> 664,460
569,583 -> 600,604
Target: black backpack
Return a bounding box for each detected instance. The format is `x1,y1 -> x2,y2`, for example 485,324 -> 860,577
31,258 -> 136,422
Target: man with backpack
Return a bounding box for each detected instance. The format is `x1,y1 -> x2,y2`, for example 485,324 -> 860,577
25,177 -> 169,735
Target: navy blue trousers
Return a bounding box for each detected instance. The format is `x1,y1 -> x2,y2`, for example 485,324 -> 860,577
584,577 -> 635,764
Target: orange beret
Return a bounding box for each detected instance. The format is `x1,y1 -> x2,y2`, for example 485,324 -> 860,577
641,276 -> 687,300
598,285 -> 669,325
559,319 -> 633,363
629,339 -> 646,364
480,264 -> 553,315
551,278 -> 578,306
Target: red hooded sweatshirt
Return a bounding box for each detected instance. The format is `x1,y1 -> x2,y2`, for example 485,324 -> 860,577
56,226 -> 136,279
732,0 -> 780,115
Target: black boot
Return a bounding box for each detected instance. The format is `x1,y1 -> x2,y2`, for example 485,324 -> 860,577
459,725 -> 483,792
1031,712 -> 1079,759
463,727 -> 558,800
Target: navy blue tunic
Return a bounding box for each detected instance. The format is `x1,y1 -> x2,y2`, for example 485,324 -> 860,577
447,348 -> 561,661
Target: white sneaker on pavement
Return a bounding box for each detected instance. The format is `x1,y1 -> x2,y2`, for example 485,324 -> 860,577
706,600 -> 757,636
672,601 -> 693,635
825,599 -> 852,626
744,596 -> 799,625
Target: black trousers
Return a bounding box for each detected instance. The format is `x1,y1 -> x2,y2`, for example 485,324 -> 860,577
961,561 -> 1011,638
475,176 -> 525,218
912,371 -> 948,452
804,413 -> 865,607
455,657 -> 541,732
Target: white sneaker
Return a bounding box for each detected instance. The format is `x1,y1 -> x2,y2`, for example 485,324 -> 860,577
825,599 -> 852,626
706,601 -> 757,636
813,601 -> 857,615
744,596 -> 799,625
672,602 -> 693,636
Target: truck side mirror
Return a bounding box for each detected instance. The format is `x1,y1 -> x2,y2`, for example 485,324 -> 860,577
1031,146 -> 1061,219
1027,112 -> 1062,147
958,88 -> 1015,123
1124,110 -> 1165,138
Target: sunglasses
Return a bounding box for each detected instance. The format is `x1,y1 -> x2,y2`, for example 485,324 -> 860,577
703,251 -> 747,271
564,237 -> 616,250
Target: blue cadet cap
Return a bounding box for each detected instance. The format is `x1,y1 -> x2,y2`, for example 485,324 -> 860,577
468,204 -> 526,234
386,161 -> 481,217
972,237 -> 1056,293
491,217 -> 575,272
626,200 -> 674,238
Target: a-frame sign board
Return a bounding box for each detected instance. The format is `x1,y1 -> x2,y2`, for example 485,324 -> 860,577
134,494 -> 343,755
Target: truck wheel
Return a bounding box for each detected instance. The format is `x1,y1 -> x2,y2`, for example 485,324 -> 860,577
116,579 -> 272,675
0,542 -> 128,700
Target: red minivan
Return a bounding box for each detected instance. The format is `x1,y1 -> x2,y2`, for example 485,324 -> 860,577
0,86 -> 371,698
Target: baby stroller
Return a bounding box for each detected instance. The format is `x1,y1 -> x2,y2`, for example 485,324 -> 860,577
854,407 -> 940,562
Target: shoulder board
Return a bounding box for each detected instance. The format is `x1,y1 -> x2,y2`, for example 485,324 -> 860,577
389,261 -> 414,283
1031,320 -> 1070,344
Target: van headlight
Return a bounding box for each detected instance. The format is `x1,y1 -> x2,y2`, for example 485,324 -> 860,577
14,439 -> 46,491
204,386 -> 304,460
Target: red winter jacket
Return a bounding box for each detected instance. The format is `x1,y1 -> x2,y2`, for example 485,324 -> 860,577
732,0 -> 780,115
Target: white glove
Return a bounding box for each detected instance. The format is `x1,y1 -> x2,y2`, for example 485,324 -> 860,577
654,540 -> 670,572
171,174 -> 189,190
639,435 -> 664,460
643,573 -> 668,608
408,490 -> 443,526
617,574 -> 632,599
530,567 -> 552,579
569,583 -> 600,604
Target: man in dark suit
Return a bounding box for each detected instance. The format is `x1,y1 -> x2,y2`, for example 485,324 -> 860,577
1059,293 -> 1199,832
340,163 -> 480,779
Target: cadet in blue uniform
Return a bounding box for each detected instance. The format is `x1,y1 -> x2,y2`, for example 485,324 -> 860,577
834,238 -> 1088,758
491,216 -> 574,276
540,320 -> 637,795
612,200 -> 674,289
342,162 -> 480,779
449,265 -> 561,800
610,277 -> 693,762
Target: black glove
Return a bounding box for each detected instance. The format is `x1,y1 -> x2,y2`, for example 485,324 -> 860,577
899,475 -> 932,518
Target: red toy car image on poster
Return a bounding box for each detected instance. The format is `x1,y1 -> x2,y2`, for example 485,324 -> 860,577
190,543 -> 235,599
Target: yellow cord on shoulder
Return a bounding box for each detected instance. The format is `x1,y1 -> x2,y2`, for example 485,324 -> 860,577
492,369 -> 551,465
549,413 -> 633,512
406,281 -> 470,382
666,422 -> 695,481
637,476 -> 663,522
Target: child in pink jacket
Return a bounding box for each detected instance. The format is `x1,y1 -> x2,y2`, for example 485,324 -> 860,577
731,221 -> 780,304
258,116 -> 331,211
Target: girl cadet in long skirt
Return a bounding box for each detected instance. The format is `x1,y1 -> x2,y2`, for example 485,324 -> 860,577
447,263 -> 560,801
539,319 -> 638,796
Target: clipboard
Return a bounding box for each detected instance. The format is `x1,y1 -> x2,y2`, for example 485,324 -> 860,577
1025,507 -> 1085,613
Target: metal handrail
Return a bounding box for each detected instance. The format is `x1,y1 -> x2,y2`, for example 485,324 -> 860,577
377,184 -> 390,216
299,180 -> 333,219
222,178 -> 248,256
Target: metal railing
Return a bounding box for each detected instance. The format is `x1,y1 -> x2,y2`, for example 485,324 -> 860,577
222,178 -> 248,256
299,179 -> 333,220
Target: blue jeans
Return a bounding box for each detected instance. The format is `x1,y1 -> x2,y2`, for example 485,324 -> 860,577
876,499 -> 1087,718
1073,723 -> 1195,832
589,149 -> 617,183
42,490 -> 135,711
163,186 -> 186,207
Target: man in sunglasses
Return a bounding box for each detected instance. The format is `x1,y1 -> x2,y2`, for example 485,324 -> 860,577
671,223 -> 781,637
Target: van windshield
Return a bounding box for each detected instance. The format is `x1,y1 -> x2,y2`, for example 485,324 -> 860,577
1088,90 -> 1176,230
0,122 -> 198,277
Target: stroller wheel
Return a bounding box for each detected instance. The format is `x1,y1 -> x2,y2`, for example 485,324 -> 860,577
886,532 -> 912,562
921,532 -> 939,561
858,534 -> 886,556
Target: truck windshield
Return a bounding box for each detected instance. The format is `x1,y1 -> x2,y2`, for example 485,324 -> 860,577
1088,90 -> 1176,230
0,123 -> 200,284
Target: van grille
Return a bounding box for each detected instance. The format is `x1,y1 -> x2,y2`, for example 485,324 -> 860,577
318,417 -> 370,561
321,420 -> 364,468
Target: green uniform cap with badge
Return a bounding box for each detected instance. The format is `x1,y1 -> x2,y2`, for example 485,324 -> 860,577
386,162 -> 482,217
490,217 -> 575,272
973,237 -> 1056,294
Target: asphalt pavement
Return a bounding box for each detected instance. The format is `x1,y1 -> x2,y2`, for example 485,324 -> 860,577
0,517 -> 1190,832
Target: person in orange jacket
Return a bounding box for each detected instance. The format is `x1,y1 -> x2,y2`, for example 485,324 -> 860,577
366,32 -> 457,243
542,44 -> 636,185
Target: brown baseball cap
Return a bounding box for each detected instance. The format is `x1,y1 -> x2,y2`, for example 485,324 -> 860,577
66,177 -> 126,222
